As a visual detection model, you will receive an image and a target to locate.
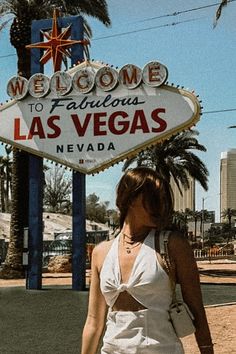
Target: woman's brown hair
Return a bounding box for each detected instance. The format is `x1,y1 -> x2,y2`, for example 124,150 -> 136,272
116,167 -> 173,229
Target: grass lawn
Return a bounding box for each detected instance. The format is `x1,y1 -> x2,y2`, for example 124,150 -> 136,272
0,287 -> 88,354
1,283 -> 235,353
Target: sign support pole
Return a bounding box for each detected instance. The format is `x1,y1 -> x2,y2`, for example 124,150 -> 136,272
72,171 -> 86,290
27,15 -> 85,290
27,19 -> 44,289
70,19 -> 86,291
27,155 -> 44,289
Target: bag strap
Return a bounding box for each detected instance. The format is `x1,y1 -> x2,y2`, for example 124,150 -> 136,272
159,230 -> 171,257
159,231 -> 178,304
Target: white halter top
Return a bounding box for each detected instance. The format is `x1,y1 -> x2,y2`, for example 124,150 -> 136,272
100,229 -> 173,311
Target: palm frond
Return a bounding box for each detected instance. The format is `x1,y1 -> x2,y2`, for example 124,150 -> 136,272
0,17 -> 12,31
122,129 -> 209,192
214,0 -> 229,27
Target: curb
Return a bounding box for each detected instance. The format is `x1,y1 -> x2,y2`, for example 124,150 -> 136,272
205,302 -> 236,308
200,282 -> 236,286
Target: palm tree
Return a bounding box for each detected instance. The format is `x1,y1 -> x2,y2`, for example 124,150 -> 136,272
0,147 -> 12,213
123,129 -> 209,195
172,209 -> 189,238
0,1 -> 111,75
188,210 -> 202,242
0,0 -> 111,278
199,209 -> 212,246
221,208 -> 236,242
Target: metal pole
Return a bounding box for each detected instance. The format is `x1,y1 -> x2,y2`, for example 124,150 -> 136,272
72,171 -> 86,290
27,20 -> 44,290
70,15 -> 86,291
202,197 -> 204,249
27,15 -> 84,290
27,156 -> 43,289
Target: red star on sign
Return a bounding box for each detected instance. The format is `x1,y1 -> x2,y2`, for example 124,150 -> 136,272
26,9 -> 89,72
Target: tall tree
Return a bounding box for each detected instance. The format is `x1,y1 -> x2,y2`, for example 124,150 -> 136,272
86,193 -> 110,224
123,129 -> 209,195
172,209 -> 189,238
221,207 -> 236,225
0,0 -> 111,278
188,210 -> 202,242
44,165 -> 72,213
221,208 -> 236,242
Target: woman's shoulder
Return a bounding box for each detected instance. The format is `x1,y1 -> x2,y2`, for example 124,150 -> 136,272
92,237 -> 118,270
167,230 -> 195,262
94,238 -> 115,254
164,229 -> 188,244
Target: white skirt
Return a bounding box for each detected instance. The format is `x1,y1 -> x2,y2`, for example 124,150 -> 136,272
100,308 -> 184,354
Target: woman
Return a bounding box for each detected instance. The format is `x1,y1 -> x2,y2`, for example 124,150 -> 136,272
81,167 -> 214,354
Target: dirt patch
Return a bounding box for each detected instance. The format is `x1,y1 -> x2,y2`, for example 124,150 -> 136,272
182,305 -> 236,354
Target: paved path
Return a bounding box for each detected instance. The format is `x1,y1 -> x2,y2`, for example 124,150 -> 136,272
0,260 -> 235,287
197,260 -> 236,284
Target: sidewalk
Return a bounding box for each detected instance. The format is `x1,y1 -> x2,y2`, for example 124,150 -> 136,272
0,260 -> 235,287
197,259 -> 236,284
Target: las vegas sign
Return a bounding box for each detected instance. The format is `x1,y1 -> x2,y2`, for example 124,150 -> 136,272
1,60 -> 201,174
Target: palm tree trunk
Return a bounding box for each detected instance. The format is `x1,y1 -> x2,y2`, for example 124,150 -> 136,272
0,44 -> 30,278
0,167 -> 5,212
0,149 -> 29,278
16,46 -> 31,77
6,162 -> 10,212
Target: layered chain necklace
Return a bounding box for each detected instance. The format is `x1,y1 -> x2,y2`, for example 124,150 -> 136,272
122,232 -> 146,254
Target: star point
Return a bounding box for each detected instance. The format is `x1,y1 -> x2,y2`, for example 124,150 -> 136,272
26,8 -> 89,72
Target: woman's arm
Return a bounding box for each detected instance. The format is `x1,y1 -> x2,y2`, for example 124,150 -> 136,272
169,233 -> 214,354
81,245 -> 108,354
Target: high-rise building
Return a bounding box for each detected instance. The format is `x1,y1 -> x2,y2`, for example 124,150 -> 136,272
220,149 -> 236,220
170,175 -> 195,211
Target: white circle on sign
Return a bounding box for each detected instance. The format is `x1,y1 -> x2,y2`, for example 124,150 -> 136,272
72,67 -> 95,94
7,76 -> 29,100
95,66 -> 118,91
28,73 -> 50,98
119,64 -> 142,89
142,61 -> 168,87
50,71 -> 72,96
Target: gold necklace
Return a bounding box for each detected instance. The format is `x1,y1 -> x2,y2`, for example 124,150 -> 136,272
122,234 -> 142,254
123,232 -> 147,243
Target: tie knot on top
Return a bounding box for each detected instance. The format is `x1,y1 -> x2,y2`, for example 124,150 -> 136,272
117,283 -> 128,293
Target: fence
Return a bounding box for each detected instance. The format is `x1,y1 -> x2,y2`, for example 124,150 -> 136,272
1,234 -> 233,266
0,230 -> 109,266
194,249 -> 234,259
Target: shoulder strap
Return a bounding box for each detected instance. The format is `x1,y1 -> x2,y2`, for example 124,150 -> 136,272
159,230 -> 176,282
159,231 -> 178,303
159,230 -> 171,257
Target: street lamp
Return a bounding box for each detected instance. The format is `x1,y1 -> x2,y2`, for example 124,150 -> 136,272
202,196 -> 210,249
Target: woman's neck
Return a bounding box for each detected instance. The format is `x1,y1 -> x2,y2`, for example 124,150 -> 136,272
121,222 -> 151,242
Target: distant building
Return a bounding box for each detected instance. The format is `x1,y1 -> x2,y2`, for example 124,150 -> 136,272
170,175 -> 195,212
220,149 -> 236,221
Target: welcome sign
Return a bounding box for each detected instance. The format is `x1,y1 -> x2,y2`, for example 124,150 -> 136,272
1,60 -> 201,174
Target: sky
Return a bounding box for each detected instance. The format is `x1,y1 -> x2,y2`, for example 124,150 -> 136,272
1,0 -> 236,221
